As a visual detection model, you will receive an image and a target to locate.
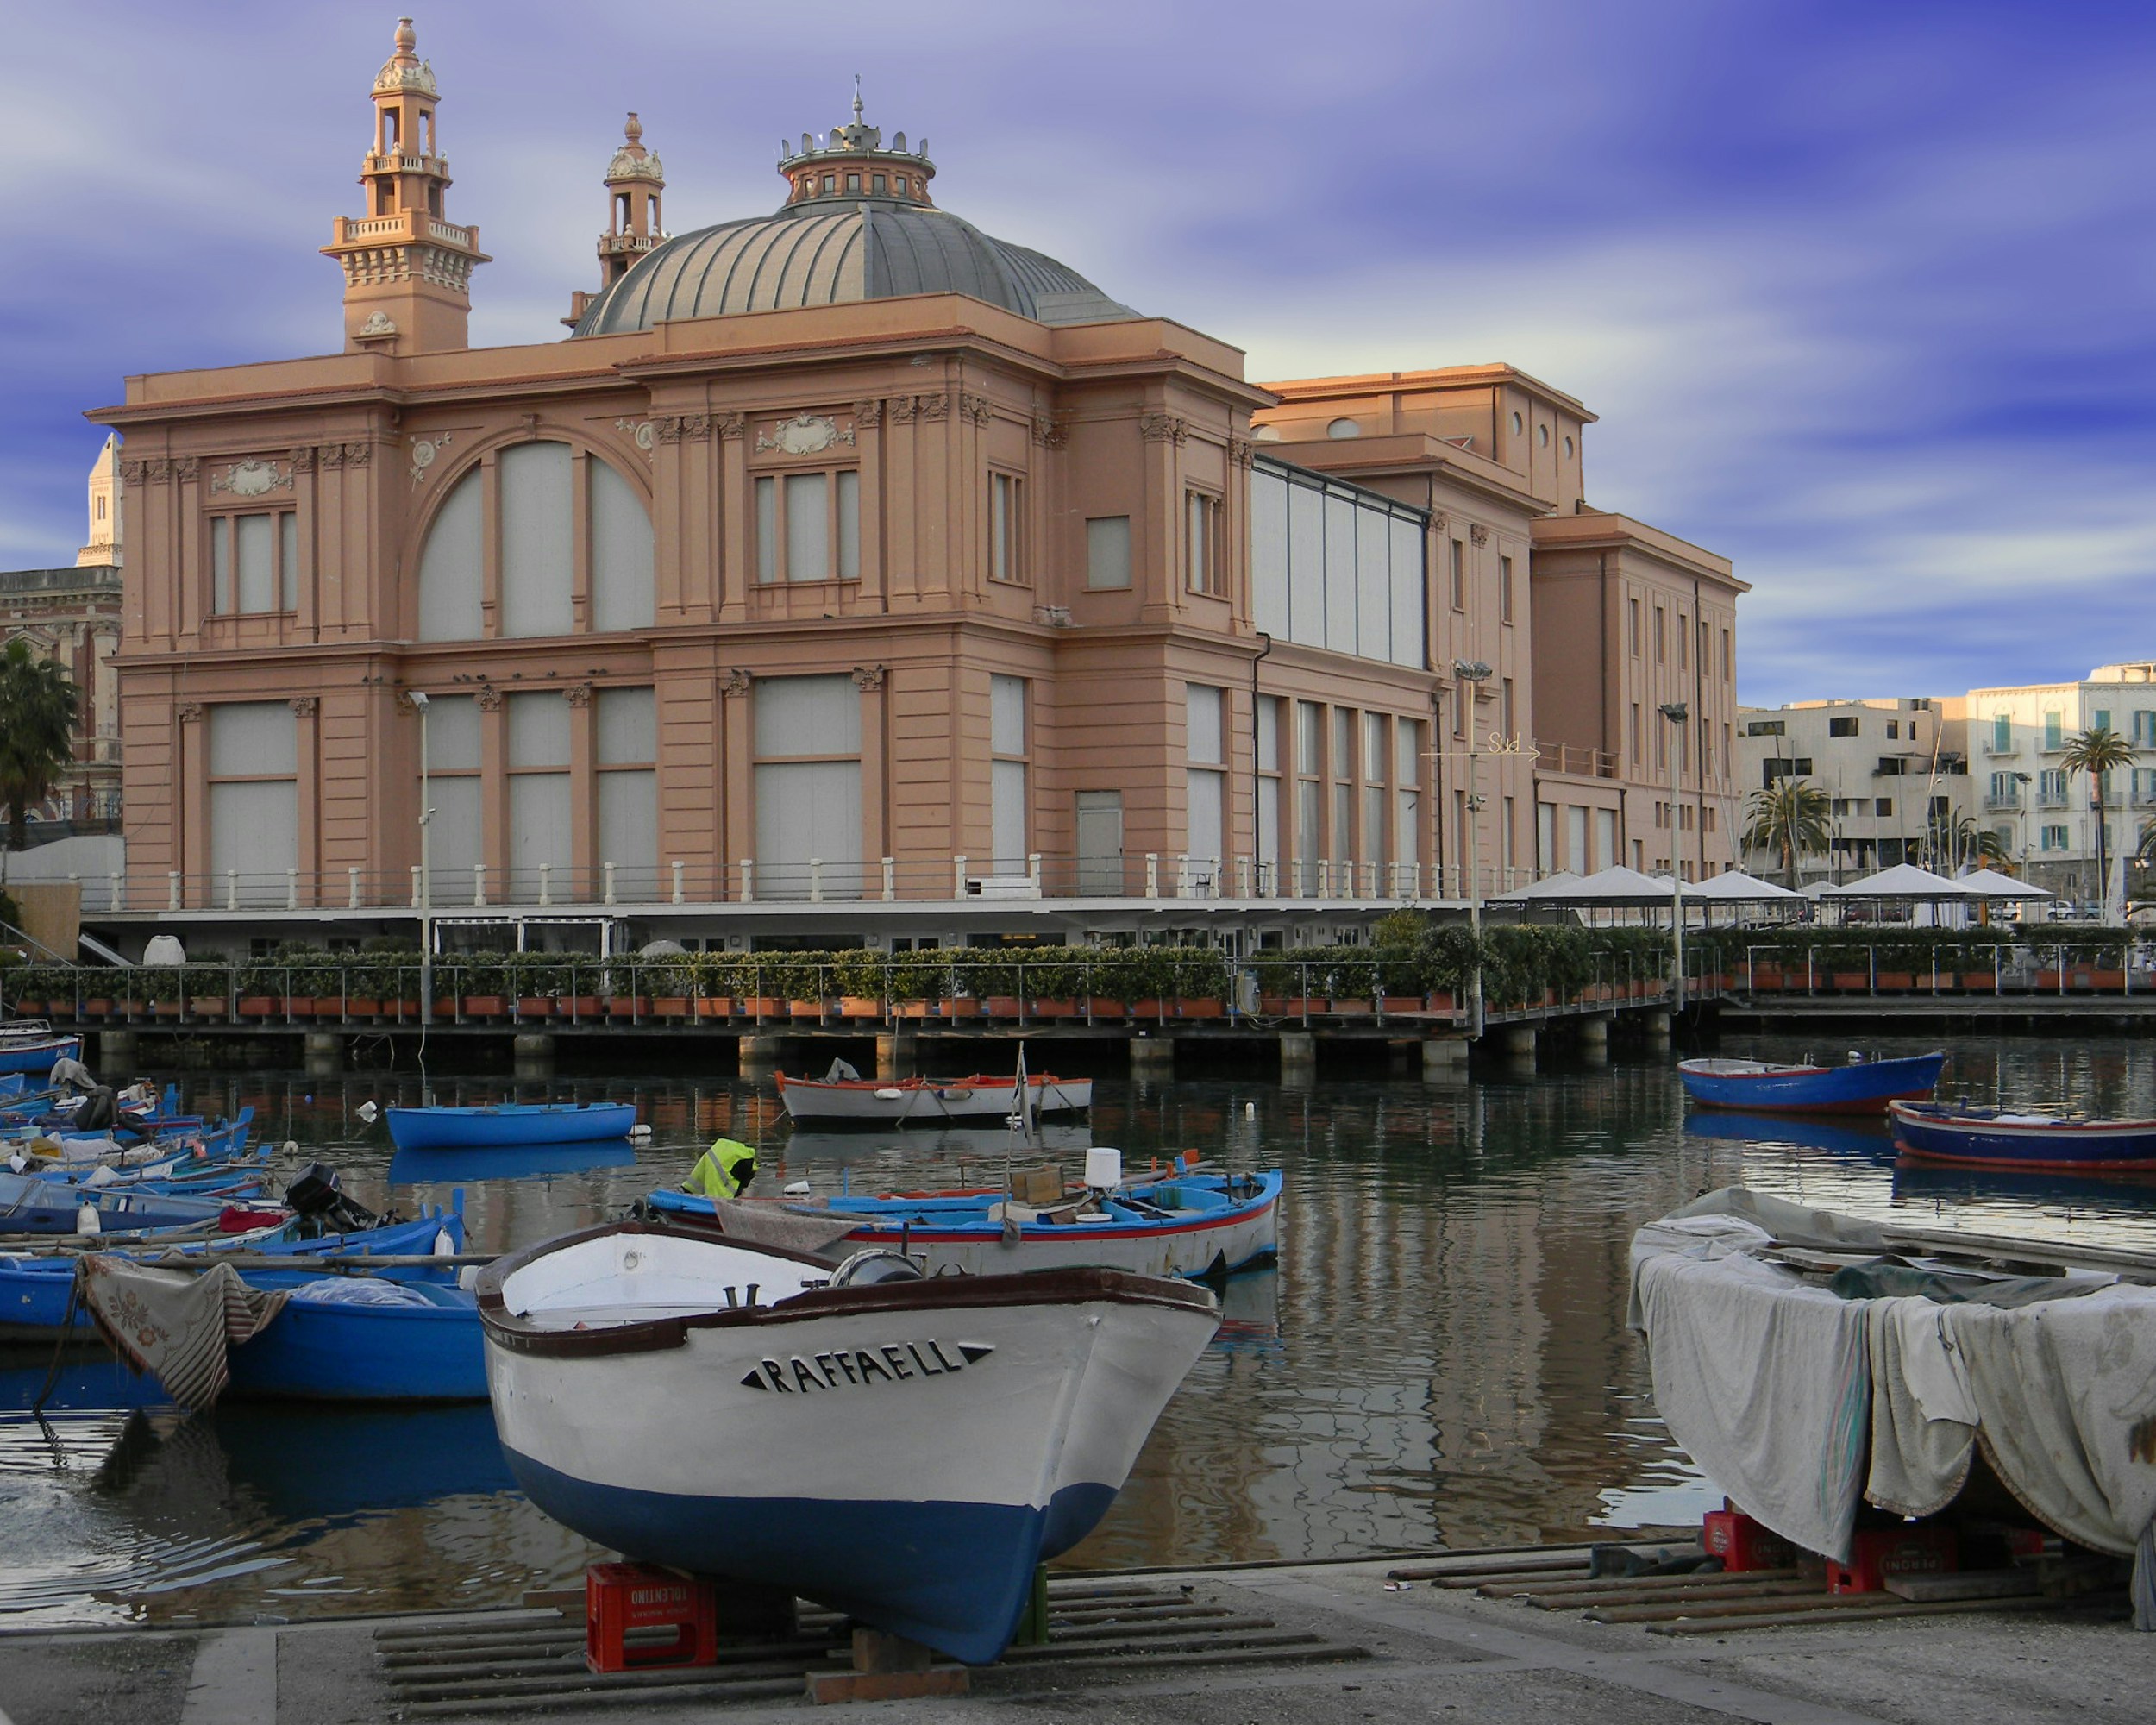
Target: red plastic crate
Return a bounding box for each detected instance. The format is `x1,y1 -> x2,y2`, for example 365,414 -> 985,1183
1827,1526 -> 1958,1594
1702,1505 -> 1799,1572
586,1562 -> 718,1673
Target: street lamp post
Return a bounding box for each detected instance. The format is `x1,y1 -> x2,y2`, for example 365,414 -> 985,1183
411,691 -> 433,1029
1454,659 -> 1493,1038
1659,700 -> 1689,1013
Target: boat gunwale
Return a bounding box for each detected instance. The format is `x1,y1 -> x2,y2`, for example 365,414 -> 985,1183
475,1218 -> 1219,1360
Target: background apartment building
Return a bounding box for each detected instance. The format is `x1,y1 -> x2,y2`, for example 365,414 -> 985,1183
1963,662 -> 2156,903
1734,698 -> 1970,883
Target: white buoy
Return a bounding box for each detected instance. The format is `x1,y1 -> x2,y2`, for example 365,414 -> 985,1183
282,1139 -> 300,1157
356,1101 -> 379,1124
432,1226 -> 455,1257
629,1123 -> 653,1140
1245,1101 -> 1257,1120
77,1201 -> 101,1237
783,1179 -> 812,1195
874,1088 -> 905,1101
1084,1146 -> 1124,1190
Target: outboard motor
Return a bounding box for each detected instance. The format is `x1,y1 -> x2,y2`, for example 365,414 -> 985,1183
827,1248 -> 926,1288
283,1161 -> 383,1236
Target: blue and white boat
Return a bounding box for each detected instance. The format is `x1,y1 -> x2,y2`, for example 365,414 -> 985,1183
223,1279 -> 484,1402
1677,1051 -> 1946,1115
0,1169 -> 258,1236
0,1204 -> 464,1341
649,1163 -> 1282,1283
479,1222 -> 1218,1664
0,1021 -> 80,1076
385,1101 -> 639,1151
1890,1099 -> 2156,1171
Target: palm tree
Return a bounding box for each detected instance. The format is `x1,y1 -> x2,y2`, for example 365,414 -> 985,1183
2061,724 -> 2135,916
0,637 -> 78,851
1971,826 -> 2013,870
1742,777 -> 1832,888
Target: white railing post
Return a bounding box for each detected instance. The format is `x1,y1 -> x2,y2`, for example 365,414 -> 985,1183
1236,856 -> 1251,899
110,870 -> 124,913
473,862 -> 488,907
348,865 -> 360,908
604,862 -> 617,906
954,856 -> 969,897
1210,856 -> 1222,899
411,864 -> 423,908
537,862 -> 552,907
1175,854 -> 1190,898
740,858 -> 755,902
1144,853 -> 1159,898
881,856 -> 896,901
168,870 -> 181,911
225,869 -> 239,912
286,868 -> 299,911
1290,857 -> 1305,896
1028,852 -> 1042,894
671,858 -> 686,905
1317,859 -> 1331,900
809,857 -> 824,902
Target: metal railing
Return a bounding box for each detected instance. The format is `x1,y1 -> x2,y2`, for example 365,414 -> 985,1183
1733,943 -> 2155,1000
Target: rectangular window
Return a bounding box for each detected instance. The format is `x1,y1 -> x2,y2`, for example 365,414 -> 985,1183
1257,696 -> 1282,874
1395,718 -> 1423,866
506,692 -> 573,900
2040,767 -> 2068,804
1449,540 -> 1465,611
1677,613 -> 1689,670
755,468 -> 860,583
1500,555 -> 1514,624
1186,683 -> 1225,766
2133,711 -> 2156,746
1185,692 -> 1227,869
991,674 -> 1029,872
2040,824 -> 2069,852
1720,627 -> 1731,681
1875,797 -> 1893,817
1886,720 -> 1899,739
1630,703 -> 1642,762
1363,712 -> 1386,781
210,509 -> 298,615
754,674 -> 863,898
2043,710 -> 2064,750
1746,718 -> 1785,737
1654,606 -> 1666,663
1297,780 -> 1321,867
990,473 -> 1026,584
1992,712 -> 2013,753
1627,597 -> 1640,656
2094,708 -> 2112,733
1829,716 -> 1858,737
1332,707 -> 1354,782
209,702 -> 298,905
595,687 -> 659,900
1085,516 -> 1131,590
1501,678 -> 1516,741
1185,490 -> 1221,594
1298,701 -> 1323,776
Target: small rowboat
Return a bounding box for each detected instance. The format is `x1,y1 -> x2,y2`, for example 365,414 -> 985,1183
1677,1051 -> 1945,1115
0,1022 -> 81,1077
776,1071 -> 1092,1127
1890,1100 -> 2156,1171
385,1101 -> 639,1151
479,1221 -> 1218,1663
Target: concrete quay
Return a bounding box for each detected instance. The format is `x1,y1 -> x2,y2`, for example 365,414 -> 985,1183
3,1551 -> 2148,1725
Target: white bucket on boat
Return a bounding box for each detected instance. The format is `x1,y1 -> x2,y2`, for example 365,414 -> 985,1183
1085,1147 -> 1123,1190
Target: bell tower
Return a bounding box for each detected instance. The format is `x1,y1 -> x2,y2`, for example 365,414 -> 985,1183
566,114 -> 667,328
322,17 -> 490,354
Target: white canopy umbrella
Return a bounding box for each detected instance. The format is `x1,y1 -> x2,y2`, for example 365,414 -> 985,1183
1953,867 -> 2053,901
1564,865 -> 1679,903
1684,869 -> 1805,903
1820,863 -> 1978,899
1489,870 -> 1585,903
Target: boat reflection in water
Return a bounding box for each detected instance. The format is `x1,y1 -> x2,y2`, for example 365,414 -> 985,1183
1681,1110 -> 1897,1163
387,1139 -> 640,1186
1892,1157 -> 2156,1217
777,1121 -> 1094,1176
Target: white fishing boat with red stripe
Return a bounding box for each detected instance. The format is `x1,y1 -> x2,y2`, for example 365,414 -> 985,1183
776,1068 -> 1092,1126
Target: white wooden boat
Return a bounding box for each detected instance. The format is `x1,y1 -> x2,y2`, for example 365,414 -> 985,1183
477,1221 -> 1217,1662
776,1070 -> 1093,1127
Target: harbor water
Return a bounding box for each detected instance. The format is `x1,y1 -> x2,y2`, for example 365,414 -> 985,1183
4,1032 -> 2153,1628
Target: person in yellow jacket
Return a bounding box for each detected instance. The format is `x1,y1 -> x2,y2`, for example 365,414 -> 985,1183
683,1137 -> 757,1201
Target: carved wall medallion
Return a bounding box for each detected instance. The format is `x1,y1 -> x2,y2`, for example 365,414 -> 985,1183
615,417 -> 656,452
563,682 -> 593,709
889,397 -> 918,424
320,445 -> 347,470
1470,524 -> 1489,547
918,393 -> 948,422
475,684 -> 502,712
1431,511 -> 1451,534
288,695 -> 319,716
853,398 -> 883,429
851,665 -> 886,692
175,701 -> 205,723
290,447 -> 317,475
958,393 -> 993,427
407,433 -> 454,485
1228,436 -> 1254,468
174,457 -> 200,482
356,310 -> 398,338
756,412 -> 853,456
1138,413 -> 1188,445
719,668 -> 752,697
1031,414 -> 1069,448
718,411 -> 746,441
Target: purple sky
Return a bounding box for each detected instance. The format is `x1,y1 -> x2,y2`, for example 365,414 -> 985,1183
5,1 -> 2152,705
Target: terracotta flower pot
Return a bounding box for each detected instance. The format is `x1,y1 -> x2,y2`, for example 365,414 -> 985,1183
1427,991 -> 1456,1012
462,994 -> 507,1018
984,996 -> 1025,1019
838,996 -> 885,1019
741,995 -> 782,1018
787,998 -> 826,1019
517,997 -> 555,1019
1128,998 -> 1169,1019
1831,972 -> 1869,993
151,1001 -> 183,1019
346,997 -> 383,1018
561,995 -> 602,1019
938,998 -> 980,1019
607,996 -> 652,1018
1284,997 -> 1326,1014
1875,972 -> 1915,992
894,1000 -> 936,1019
1257,994 -> 1290,1014
652,995 -> 693,1018
1029,999 -> 1079,1019
185,995 -> 226,1018
1330,998 -> 1375,1016
1086,998 -> 1131,1019
1177,997 -> 1225,1019
694,997 -> 736,1019
283,997 -> 317,1019
82,998 -> 114,1018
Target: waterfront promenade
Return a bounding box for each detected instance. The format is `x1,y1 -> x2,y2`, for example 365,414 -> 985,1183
5,1552 -> 2149,1725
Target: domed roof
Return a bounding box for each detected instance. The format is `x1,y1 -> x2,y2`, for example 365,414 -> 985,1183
571,94 -> 1134,337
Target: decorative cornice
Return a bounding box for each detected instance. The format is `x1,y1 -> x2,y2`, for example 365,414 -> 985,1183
718,411 -> 747,441
290,446 -> 317,475
853,398 -> 883,430
1431,511 -> 1451,534
320,444 -> 346,471
1138,413 -> 1188,445
175,701 -> 205,723
1031,413 -> 1069,449
918,392 -> 948,423
851,664 -> 886,692
563,681 -> 593,709
119,459 -> 149,485
173,456 -> 200,483
342,441 -> 373,468
474,684 -> 502,712
288,694 -> 319,716
958,392 -> 993,427
719,668 -> 752,697
1470,524 -> 1489,547
1228,436 -> 1254,469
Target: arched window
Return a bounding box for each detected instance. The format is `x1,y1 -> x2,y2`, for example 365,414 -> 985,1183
417,440 -> 654,642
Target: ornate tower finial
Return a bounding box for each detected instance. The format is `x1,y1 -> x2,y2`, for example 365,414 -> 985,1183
566,110 -> 668,326
321,16 -> 490,354
852,74 -> 863,122
778,88 -> 937,209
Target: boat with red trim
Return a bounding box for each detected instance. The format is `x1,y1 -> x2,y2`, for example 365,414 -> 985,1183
1889,1099 -> 2156,1170
1677,1051 -> 1945,1115
776,1070 -> 1092,1127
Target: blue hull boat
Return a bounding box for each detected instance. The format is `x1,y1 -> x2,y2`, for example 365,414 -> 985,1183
1677,1052 -> 1946,1115
223,1281 -> 484,1402
1680,1111 -> 1896,1160
0,1206 -> 464,1341
0,1169 -> 254,1235
1890,1100 -> 2156,1171
0,1029 -> 80,1076
385,1101 -> 639,1151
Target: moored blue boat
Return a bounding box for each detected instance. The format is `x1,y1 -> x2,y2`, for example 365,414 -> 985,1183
1677,1051 -> 1945,1115
0,1023 -> 80,1076
1889,1099 -> 2156,1171
0,1169 -> 259,1236
386,1101 -> 638,1151
223,1279 -> 485,1402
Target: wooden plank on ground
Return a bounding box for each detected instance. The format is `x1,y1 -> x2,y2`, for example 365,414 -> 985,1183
1884,1569 -> 2040,1603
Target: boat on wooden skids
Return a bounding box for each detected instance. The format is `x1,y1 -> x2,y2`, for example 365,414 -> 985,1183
777,1067 -> 1093,1127
1677,1051 -> 1946,1114
478,1220 -> 1219,1663
649,1149 -> 1282,1282
1630,1186 -> 2156,1627
384,1101 -> 639,1151
1889,1099 -> 2156,1171
0,1020 -> 82,1076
